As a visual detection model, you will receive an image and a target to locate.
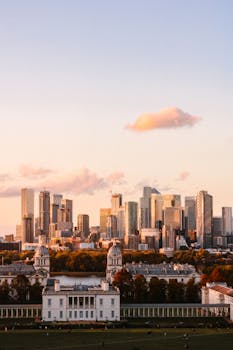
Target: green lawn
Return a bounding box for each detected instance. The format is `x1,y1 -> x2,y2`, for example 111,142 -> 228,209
1,329 -> 233,350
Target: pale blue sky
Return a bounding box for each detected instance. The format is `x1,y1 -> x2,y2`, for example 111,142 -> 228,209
0,0 -> 233,232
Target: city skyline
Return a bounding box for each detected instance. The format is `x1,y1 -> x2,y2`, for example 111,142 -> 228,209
1,0 -> 233,233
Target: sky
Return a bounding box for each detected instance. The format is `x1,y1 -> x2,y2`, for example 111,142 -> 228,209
0,0 -> 233,233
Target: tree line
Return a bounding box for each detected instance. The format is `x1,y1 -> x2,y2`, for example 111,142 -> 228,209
113,269 -> 200,304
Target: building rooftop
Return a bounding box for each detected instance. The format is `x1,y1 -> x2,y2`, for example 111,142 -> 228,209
0,262 -> 34,275
125,262 -> 198,276
210,285 -> 233,297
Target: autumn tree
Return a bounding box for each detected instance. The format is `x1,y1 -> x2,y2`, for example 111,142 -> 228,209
113,269 -> 134,303
167,280 -> 185,303
11,275 -> 30,303
185,278 -> 200,303
133,274 -> 148,303
0,280 -> 11,304
149,277 -> 167,303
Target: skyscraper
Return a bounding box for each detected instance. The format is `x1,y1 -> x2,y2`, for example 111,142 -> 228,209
100,208 -> 111,233
77,214 -> 90,238
125,201 -> 138,247
21,188 -> 34,243
196,190 -> 213,248
111,193 -> 122,216
151,193 -> 162,228
50,194 -> 62,224
222,207 -> 232,247
139,187 -> 160,229
106,215 -> 117,238
39,191 -> 50,237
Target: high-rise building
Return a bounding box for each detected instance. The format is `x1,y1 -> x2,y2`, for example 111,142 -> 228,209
222,207 -> 232,247
106,215 -> 117,238
196,190 -> 213,248
139,187 -> 160,229
163,207 -> 183,231
50,194 -> 62,224
39,191 -> 50,237
56,198 -> 73,231
117,206 -> 125,239
162,194 -> 181,210
222,207 -> 232,236
184,196 -> 196,240
184,196 -> 196,230
111,193 -> 122,216
151,193 -> 162,228
77,214 -> 90,238
21,188 -> 34,243
125,201 -> 138,247
100,208 -> 111,233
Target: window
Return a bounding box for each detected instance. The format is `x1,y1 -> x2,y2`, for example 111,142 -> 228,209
60,311 -> 63,319
79,297 -> 83,307
85,311 -> 88,318
90,311 -> 94,318
69,297 -> 72,306
85,297 -> 89,307
74,311 -> 77,319
80,311 -> 83,318
100,311 -> 103,318
74,297 -> 77,306
69,311 -> 72,318
111,298 -> 115,305
48,298 -> 51,307
99,298 -> 103,306
59,298 -> 63,306
90,297 -> 94,306
111,311 -> 115,318
48,311 -> 51,319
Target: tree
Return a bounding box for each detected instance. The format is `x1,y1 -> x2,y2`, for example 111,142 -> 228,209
149,277 -> 167,303
185,278 -> 200,303
0,280 -> 11,304
133,274 -> 148,303
113,269 -> 134,303
29,282 -> 43,304
11,275 -> 30,303
167,280 -> 185,303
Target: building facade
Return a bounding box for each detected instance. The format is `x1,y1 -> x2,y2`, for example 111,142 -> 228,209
42,279 -> 120,322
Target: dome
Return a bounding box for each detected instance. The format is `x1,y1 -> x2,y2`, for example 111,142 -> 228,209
107,242 -> 121,258
35,245 -> 49,257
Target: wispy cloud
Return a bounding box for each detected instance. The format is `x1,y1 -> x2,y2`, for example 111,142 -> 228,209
0,173 -> 10,182
0,186 -> 20,198
176,171 -> 190,181
38,168 -> 125,196
0,167 -> 126,198
19,164 -> 54,179
126,107 -> 201,132
106,172 -> 125,185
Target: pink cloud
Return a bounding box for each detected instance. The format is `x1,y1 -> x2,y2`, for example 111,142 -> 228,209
106,172 -> 125,185
19,164 -> 54,178
126,107 -> 201,132
38,168 -> 125,196
0,186 -> 20,197
177,171 -> 190,181
0,173 -> 10,182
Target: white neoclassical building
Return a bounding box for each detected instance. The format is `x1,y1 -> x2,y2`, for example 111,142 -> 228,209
42,279 -> 120,322
202,282 -> 233,321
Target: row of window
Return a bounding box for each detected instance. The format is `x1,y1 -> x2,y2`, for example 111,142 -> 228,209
47,310 -> 115,319
47,297 -> 115,307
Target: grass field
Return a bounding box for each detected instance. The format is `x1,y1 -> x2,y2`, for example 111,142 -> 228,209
1,328 -> 233,350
